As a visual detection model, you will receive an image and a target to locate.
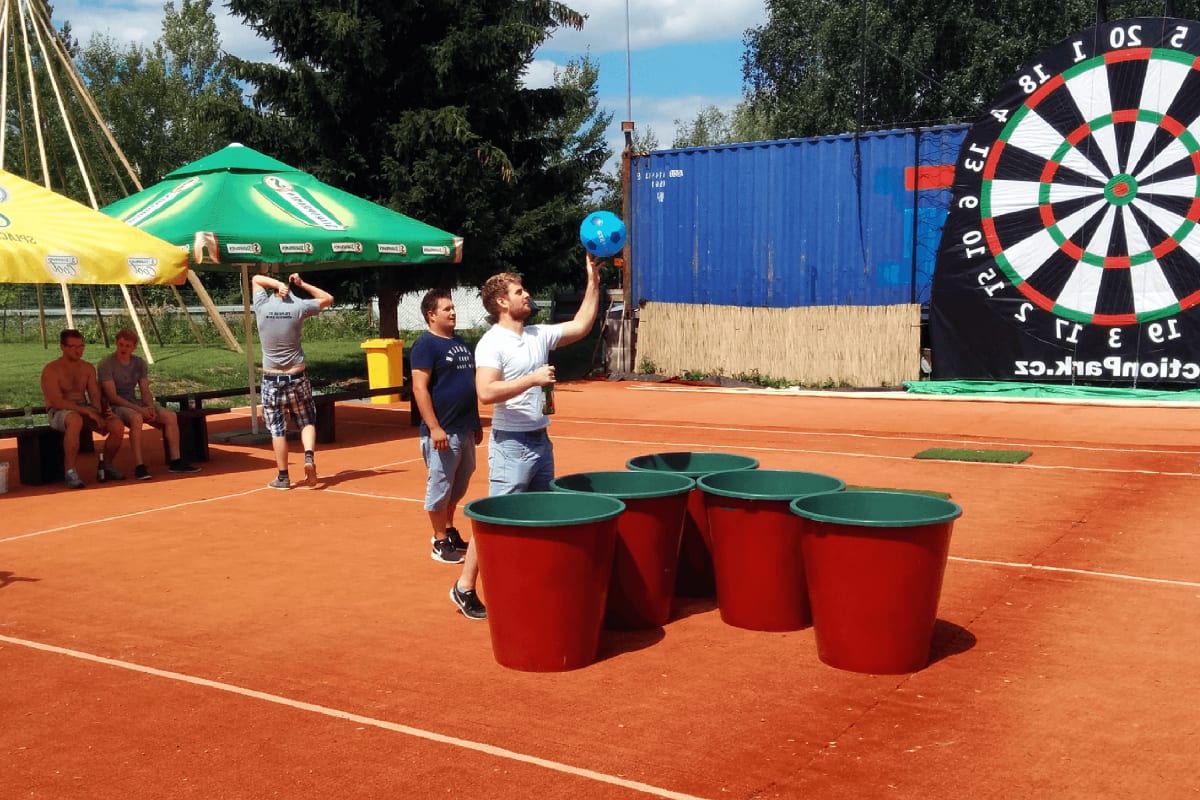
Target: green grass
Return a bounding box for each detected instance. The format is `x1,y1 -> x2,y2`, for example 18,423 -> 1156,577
0,340 -> 374,411
913,447 -> 1031,464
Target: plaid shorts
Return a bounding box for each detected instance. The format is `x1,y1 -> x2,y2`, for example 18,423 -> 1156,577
260,372 -> 316,438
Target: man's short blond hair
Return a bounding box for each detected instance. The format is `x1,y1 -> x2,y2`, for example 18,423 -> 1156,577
481,272 -> 523,320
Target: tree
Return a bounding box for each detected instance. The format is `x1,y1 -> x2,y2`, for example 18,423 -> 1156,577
740,0 -> 1200,139
223,0 -> 611,335
671,104 -> 772,148
74,0 -> 244,191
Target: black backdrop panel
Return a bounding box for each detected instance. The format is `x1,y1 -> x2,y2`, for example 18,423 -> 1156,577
931,17 -> 1200,386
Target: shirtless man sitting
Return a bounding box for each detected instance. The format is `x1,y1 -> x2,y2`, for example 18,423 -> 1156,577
40,328 -> 126,489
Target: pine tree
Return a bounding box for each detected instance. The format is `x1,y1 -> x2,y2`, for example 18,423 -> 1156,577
224,0 -> 609,331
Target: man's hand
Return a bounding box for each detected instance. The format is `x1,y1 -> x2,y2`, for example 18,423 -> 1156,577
141,404 -> 158,423
585,253 -> 601,283
430,425 -> 450,451
533,364 -> 556,386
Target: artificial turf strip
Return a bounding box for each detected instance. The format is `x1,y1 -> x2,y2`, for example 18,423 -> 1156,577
846,485 -> 952,500
913,447 -> 1032,464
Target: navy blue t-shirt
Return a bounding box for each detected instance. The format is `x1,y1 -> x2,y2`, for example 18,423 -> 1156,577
409,331 -> 481,436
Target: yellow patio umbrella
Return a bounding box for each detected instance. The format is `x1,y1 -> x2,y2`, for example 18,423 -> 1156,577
0,169 -> 188,285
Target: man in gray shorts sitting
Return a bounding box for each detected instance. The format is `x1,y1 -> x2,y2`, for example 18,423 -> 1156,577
251,270 -> 334,489
97,328 -> 201,480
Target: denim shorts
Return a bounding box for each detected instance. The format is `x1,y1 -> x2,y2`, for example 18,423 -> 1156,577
260,373 -> 315,438
488,428 -> 554,495
421,432 -> 478,511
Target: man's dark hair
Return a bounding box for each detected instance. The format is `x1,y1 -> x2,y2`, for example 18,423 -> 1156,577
420,288 -> 452,324
60,328 -> 83,346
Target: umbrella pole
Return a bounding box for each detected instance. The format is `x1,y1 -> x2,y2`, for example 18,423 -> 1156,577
119,285 -> 154,364
241,264 -> 260,434
59,282 -> 75,329
169,284 -> 205,345
188,271 -> 242,353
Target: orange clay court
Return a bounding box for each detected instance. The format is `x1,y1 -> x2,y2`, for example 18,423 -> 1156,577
2,380 -> 1198,799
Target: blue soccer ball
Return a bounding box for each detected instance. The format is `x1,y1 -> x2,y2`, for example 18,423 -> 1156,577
579,211 -> 626,257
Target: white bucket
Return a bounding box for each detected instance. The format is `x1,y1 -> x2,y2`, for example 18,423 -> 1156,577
0,461 -> 9,494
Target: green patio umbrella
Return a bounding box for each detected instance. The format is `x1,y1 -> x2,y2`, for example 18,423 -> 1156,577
102,143 -> 464,432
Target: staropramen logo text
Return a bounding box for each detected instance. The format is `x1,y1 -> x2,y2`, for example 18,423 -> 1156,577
258,176 -> 347,231
125,177 -> 202,226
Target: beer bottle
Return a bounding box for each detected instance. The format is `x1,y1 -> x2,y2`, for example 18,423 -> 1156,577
541,384 -> 556,415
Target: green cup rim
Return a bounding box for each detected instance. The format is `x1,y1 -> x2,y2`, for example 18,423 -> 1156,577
790,490 -> 963,528
551,470 -> 695,500
464,491 -> 626,527
696,469 -> 846,501
625,451 -> 759,478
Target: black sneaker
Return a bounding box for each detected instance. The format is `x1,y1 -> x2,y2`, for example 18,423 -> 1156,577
267,474 -> 291,490
450,584 -> 487,620
431,537 -> 464,564
445,526 -> 469,551
168,459 -> 201,474
134,464 -> 152,480
303,459 -> 317,486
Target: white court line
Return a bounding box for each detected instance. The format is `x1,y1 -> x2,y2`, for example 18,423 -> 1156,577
553,435 -> 1200,478
624,383 -> 1200,408
0,487 -> 266,544
0,634 -> 709,800
951,556 -> 1200,589
324,489 -> 423,503
0,458 -> 428,544
562,419 -> 1200,457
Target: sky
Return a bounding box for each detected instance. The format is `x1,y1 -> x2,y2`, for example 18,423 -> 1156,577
50,0 -> 769,166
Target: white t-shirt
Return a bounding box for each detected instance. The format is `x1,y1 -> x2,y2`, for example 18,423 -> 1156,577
474,323 -> 562,432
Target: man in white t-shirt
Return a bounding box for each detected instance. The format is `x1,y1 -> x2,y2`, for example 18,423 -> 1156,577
449,253 -> 601,619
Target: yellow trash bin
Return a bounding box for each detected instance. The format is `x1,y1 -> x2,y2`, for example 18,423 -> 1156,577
360,338 -> 405,403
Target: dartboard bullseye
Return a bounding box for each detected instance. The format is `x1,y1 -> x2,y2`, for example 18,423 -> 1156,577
931,17 -> 1200,386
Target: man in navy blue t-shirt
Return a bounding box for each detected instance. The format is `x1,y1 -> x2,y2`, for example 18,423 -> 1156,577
410,289 -> 486,619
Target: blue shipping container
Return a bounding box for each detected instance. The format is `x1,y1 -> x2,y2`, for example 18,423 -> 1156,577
629,125 -> 968,309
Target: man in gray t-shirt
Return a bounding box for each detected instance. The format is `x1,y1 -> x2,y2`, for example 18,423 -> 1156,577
97,328 -> 201,480
251,271 -> 333,490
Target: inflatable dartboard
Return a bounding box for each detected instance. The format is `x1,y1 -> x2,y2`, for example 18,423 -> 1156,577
931,17 -> 1200,386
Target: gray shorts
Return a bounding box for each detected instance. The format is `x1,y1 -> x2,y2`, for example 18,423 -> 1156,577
48,406 -> 103,433
421,432 -> 477,511
112,404 -> 170,427
487,428 -> 554,495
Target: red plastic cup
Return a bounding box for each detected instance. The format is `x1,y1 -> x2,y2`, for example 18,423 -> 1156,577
465,492 -> 624,672
552,470 -> 696,628
698,470 -> 845,631
792,491 -> 962,673
626,452 -> 759,597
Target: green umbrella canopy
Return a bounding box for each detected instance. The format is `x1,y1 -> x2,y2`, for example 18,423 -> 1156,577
101,143 -> 463,272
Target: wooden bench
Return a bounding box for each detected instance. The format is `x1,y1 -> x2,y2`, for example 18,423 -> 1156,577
158,379 -> 404,450
312,383 -> 408,443
0,424 -> 95,487
160,387 -> 293,463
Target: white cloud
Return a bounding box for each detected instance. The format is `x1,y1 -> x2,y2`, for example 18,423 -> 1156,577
53,1 -> 766,62
546,0 -> 767,53
523,59 -> 561,90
